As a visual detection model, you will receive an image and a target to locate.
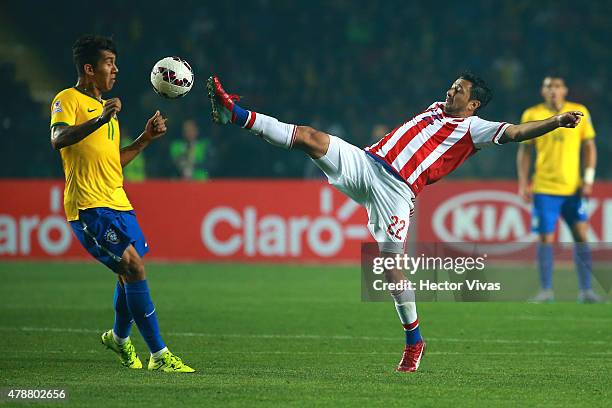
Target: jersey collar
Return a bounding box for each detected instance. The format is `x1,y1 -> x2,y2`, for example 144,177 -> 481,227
73,86 -> 104,105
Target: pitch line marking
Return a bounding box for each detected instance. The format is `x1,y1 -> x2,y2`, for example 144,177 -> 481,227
7,349 -> 612,358
0,326 -> 607,346
516,315 -> 612,323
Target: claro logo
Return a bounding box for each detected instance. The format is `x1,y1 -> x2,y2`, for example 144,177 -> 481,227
201,187 -> 369,257
432,190 -> 536,254
0,187 -> 72,255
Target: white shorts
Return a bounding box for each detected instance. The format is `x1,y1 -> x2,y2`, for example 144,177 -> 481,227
312,136 -> 415,253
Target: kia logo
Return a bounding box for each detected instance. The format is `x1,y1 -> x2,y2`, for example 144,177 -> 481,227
432,190 -> 536,254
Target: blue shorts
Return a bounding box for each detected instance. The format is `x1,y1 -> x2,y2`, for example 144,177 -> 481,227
532,193 -> 588,234
70,208 -> 149,272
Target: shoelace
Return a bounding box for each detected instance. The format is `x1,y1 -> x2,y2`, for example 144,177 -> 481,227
401,345 -> 419,365
121,342 -> 136,355
162,353 -> 183,368
120,342 -> 137,361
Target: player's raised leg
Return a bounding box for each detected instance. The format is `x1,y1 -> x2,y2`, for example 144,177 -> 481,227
117,246 -> 195,373
208,74 -> 426,372
207,76 -> 330,158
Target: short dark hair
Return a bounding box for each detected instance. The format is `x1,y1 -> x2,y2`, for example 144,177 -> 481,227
72,34 -> 117,76
459,71 -> 492,112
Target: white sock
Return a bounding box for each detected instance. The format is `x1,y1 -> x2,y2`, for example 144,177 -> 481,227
391,289 -> 418,326
112,330 -> 129,345
248,112 -> 297,149
151,346 -> 169,360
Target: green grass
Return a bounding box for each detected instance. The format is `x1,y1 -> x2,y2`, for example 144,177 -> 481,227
0,262 -> 610,407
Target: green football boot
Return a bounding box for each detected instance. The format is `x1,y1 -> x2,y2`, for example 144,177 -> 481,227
148,350 -> 195,373
101,330 -> 143,369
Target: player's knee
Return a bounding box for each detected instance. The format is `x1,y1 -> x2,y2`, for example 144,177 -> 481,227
126,258 -> 146,281
117,247 -> 146,282
115,261 -> 130,277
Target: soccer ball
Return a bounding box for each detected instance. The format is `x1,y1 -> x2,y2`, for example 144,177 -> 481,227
150,57 -> 194,99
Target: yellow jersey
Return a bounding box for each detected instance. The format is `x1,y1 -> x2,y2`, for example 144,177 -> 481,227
50,87 -> 132,221
521,101 -> 595,196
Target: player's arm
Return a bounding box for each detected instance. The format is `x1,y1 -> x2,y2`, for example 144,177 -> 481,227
50,98 -> 121,150
581,138 -> 597,196
516,143 -> 533,202
498,111 -> 583,144
120,111 -> 167,167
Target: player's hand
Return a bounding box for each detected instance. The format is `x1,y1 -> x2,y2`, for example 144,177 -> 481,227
99,98 -> 122,124
556,111 -> 583,128
143,110 -> 168,140
581,183 -> 593,197
518,183 -> 532,203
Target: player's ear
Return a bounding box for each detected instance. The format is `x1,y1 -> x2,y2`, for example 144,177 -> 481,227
83,63 -> 95,77
469,99 -> 481,113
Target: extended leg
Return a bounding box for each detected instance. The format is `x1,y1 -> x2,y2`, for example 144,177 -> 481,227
207,76 -> 329,158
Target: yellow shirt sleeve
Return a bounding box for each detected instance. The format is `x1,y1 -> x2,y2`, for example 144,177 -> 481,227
520,109 -> 534,145
50,90 -> 78,128
580,106 -> 596,141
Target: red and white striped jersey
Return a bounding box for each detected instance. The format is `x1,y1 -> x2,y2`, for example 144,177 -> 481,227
365,102 -> 510,195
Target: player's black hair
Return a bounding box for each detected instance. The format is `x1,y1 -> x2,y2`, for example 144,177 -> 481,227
72,34 -> 117,76
458,71 -> 492,112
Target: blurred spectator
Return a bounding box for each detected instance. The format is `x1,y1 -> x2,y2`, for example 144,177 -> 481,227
170,119 -> 209,180
492,51 -> 524,92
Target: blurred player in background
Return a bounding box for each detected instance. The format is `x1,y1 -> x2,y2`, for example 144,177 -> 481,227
207,73 -> 584,372
50,35 -> 194,372
171,119 -> 209,180
517,75 -> 601,303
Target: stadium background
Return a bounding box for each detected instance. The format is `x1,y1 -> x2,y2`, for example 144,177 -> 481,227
1,0 -> 611,263
1,2 -> 611,407
1,0 -> 611,180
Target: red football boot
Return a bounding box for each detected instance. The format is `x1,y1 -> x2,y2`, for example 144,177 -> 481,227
206,75 -> 241,124
396,340 -> 426,372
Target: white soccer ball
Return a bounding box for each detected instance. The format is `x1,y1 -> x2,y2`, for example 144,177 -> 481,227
150,56 -> 194,99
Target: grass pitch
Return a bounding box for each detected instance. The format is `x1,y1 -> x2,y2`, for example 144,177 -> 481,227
0,262 -> 610,407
